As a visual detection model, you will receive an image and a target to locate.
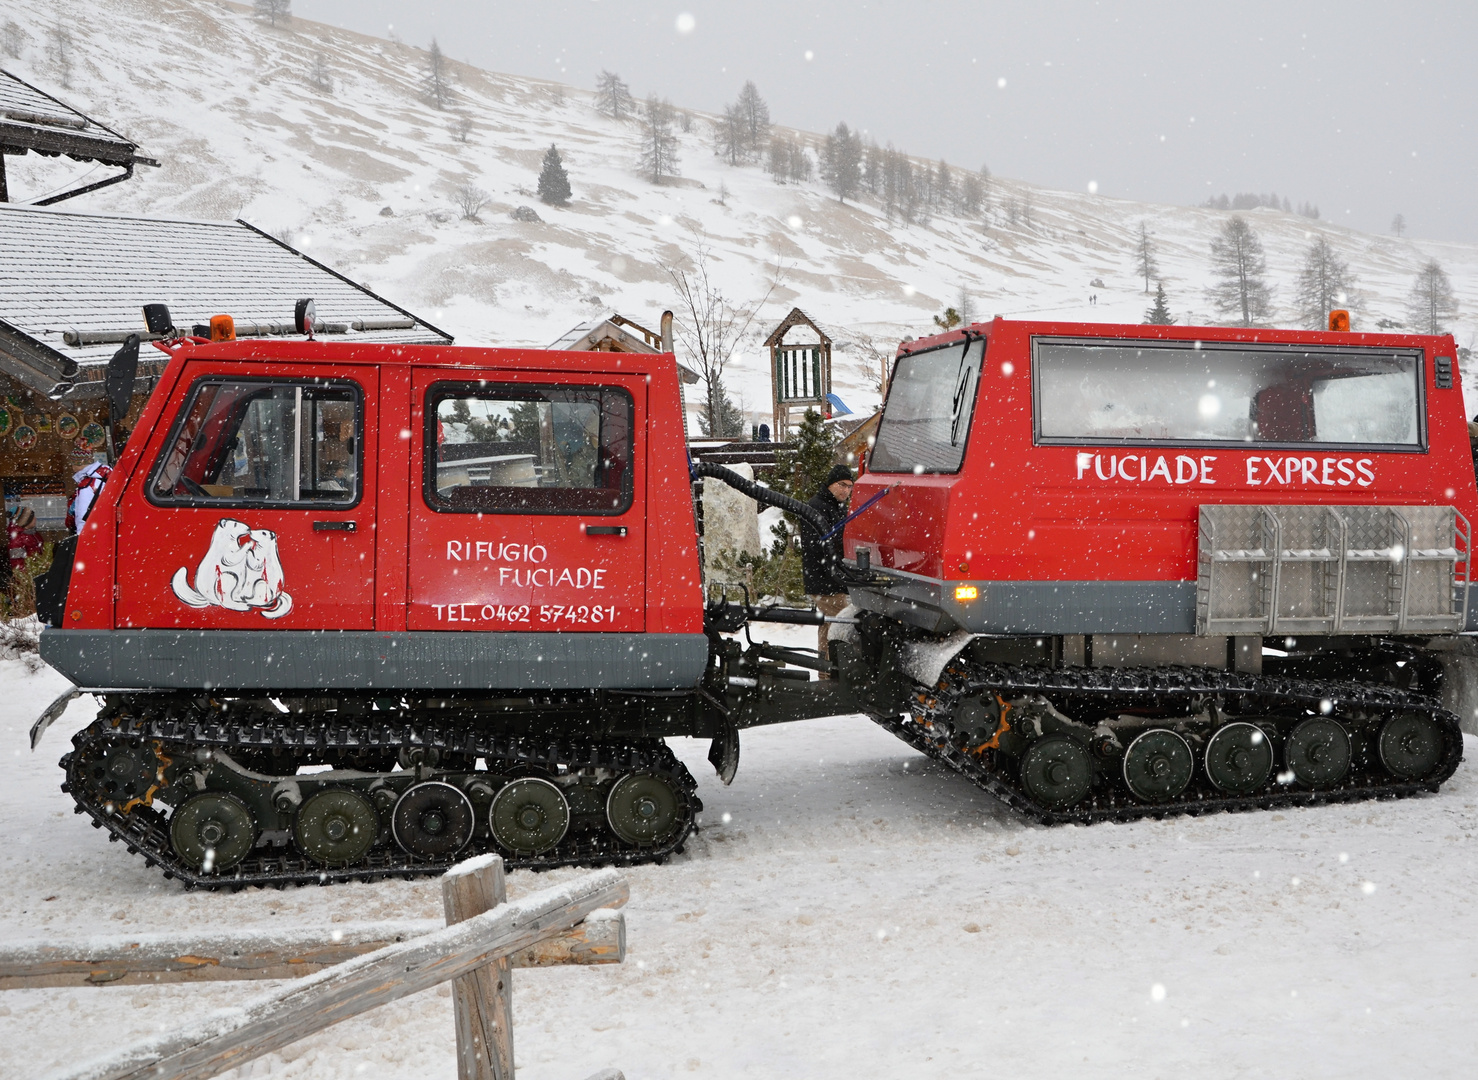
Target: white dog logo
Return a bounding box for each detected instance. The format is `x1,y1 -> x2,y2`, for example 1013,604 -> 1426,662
171,518 -> 293,618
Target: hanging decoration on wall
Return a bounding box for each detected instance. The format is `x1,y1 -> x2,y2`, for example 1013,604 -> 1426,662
0,410 -> 11,437
12,425 -> 37,450
56,415 -> 79,440
79,422 -> 107,450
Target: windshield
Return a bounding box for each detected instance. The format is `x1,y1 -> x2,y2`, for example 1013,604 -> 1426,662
870,339 -> 984,473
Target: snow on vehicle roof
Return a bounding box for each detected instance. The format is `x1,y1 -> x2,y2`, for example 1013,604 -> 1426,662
0,203 -> 452,398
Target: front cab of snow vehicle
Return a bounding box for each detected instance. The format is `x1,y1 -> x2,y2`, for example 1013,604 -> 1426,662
40,336 -> 723,886
839,317 -> 1472,820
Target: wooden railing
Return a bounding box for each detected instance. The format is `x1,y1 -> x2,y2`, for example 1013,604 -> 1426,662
4,855 -> 626,1080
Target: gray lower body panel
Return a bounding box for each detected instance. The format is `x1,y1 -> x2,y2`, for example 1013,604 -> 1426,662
39,630 -> 710,693
853,574 -> 1198,635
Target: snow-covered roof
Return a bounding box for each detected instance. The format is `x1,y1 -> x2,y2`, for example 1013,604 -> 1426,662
548,315 -> 657,352
0,68 -> 148,168
548,314 -> 699,383
0,204 -> 452,399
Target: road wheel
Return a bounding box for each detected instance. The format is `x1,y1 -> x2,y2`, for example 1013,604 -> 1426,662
490,778 -> 570,855
1378,714 -> 1444,781
170,792 -> 257,873
294,789 -> 378,867
1284,718 -> 1351,787
392,781 -> 475,857
1204,722 -> 1273,794
1020,734 -> 1093,809
1122,729 -> 1194,803
606,772 -> 684,846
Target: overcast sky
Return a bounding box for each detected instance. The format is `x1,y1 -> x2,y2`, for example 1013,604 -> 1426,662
298,1 -> 1478,243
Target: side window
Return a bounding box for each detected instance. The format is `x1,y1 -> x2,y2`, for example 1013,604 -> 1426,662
425,382 -> 633,514
149,380 -> 360,506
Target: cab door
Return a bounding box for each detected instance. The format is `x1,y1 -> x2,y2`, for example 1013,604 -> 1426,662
406,369 -> 646,632
115,362 -> 377,629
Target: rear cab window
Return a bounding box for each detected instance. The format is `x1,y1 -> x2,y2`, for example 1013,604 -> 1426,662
1032,338 -> 1425,451
423,382 -> 634,514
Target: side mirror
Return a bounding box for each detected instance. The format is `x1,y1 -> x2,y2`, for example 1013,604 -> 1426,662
105,334 -> 140,428
104,334 -> 140,464
142,303 -> 173,336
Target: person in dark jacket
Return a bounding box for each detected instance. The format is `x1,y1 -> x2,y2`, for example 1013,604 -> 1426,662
801,464 -> 854,667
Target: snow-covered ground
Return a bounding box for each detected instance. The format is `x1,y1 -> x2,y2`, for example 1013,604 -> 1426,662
4,646 -> 1478,1080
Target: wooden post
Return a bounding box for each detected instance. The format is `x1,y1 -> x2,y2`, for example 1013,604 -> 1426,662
46,867 -> 627,1080
442,854 -> 515,1080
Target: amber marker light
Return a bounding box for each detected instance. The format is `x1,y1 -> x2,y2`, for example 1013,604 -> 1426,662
1328,309 -> 1351,332
955,584 -> 980,601
209,314 -> 236,341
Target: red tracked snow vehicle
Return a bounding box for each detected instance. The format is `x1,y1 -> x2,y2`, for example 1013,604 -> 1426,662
34,312 -> 1473,887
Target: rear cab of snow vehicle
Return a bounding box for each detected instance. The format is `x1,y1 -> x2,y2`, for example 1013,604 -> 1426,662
834,317 -> 1473,818
38,335 -> 741,886
44,337 -> 705,686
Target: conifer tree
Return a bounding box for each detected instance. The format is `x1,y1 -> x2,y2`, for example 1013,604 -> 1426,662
595,70 -> 634,120
639,96 -> 680,183
1208,216 -> 1273,326
772,408 -> 840,502
1294,237 -> 1356,330
537,144 -> 571,205
1407,259 -> 1458,334
423,38 -> 452,109
1144,282 -> 1175,325
819,122 -> 863,203
735,81 -> 770,160
1135,221 -> 1159,294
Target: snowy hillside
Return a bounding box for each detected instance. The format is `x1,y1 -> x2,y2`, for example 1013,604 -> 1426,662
3,0 -> 1478,425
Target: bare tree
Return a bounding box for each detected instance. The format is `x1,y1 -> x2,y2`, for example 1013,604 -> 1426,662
1134,221 -> 1159,294
665,240 -> 784,437
47,23 -> 73,88
453,183 -> 490,220
1294,236 -> 1357,330
424,38 -> 453,109
254,0 -> 292,27
308,51 -> 333,93
595,70 -> 633,120
2,20 -> 27,58
450,113 -> 473,143
1406,259 -> 1458,335
639,95 -> 680,183
1391,213 -> 1407,238
1208,215 -> 1273,326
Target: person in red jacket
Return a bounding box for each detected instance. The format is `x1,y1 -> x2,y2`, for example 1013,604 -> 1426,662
8,505 -> 42,575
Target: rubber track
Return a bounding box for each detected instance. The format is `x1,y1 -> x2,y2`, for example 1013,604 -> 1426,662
60,706 -> 701,890
874,662 -> 1464,825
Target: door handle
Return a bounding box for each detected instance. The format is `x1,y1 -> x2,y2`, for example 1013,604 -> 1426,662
313,521 -> 357,532
585,525 -> 627,536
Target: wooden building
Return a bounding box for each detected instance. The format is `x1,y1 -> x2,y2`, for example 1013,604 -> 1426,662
764,308 -> 833,440
0,204 -> 451,530
548,312 -> 700,385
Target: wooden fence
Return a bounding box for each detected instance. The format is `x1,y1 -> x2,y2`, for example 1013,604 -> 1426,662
5,855 -> 627,1080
